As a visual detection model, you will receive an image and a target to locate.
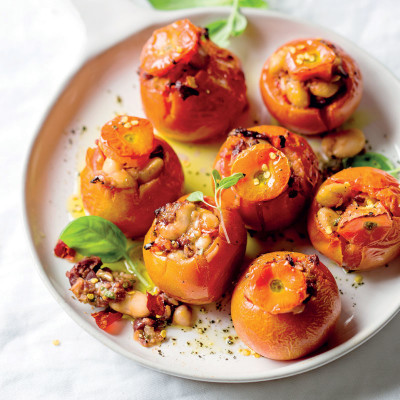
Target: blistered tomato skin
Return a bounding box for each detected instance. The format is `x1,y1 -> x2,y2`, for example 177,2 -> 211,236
308,167 -> 400,270
260,38 -> 363,135
80,116 -> 184,238
231,252 -> 341,361
213,125 -> 321,231
143,196 -> 247,304
139,19 -> 248,142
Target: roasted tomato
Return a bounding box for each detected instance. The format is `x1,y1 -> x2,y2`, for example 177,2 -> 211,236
260,38 -> 363,135
308,167 -> 400,270
139,19 -> 247,142
80,115 -> 184,238
213,125 -> 321,231
231,252 -> 341,360
143,197 -> 247,304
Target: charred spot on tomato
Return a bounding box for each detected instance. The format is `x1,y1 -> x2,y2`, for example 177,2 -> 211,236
288,190 -> 298,198
144,242 -> 154,250
149,144 -> 164,159
364,221 -> 378,230
279,135 -> 286,148
172,80 -> 200,100
90,176 -> 104,184
286,254 -> 295,267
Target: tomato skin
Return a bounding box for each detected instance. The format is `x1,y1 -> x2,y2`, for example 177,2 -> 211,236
143,197 -> 247,304
259,38 -> 363,135
231,252 -> 341,360
80,137 -> 184,238
213,125 -> 321,231
308,167 -> 400,270
139,20 -> 247,142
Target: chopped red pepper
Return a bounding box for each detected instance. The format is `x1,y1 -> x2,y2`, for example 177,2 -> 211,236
91,310 -> 123,330
54,240 -> 76,261
146,292 -> 166,317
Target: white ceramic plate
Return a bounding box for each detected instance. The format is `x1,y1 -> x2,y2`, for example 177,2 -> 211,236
24,7 -> 400,382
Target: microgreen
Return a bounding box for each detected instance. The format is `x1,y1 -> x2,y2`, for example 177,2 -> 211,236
59,216 -> 151,288
343,152 -> 400,179
148,0 -> 268,47
187,169 -> 245,243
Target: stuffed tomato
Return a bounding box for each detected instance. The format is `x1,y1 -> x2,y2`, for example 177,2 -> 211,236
139,19 -> 247,142
143,197 -> 247,304
213,125 -> 321,231
260,38 -> 363,135
231,252 -> 341,360
80,115 -> 184,238
308,167 -> 400,270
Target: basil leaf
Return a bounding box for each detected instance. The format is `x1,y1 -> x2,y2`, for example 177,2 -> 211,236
343,152 -> 395,171
218,172 -> 245,189
212,169 -> 222,189
187,191 -> 205,202
59,216 -> 126,263
148,0 -> 268,10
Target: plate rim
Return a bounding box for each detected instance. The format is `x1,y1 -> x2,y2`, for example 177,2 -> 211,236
23,7 -> 400,383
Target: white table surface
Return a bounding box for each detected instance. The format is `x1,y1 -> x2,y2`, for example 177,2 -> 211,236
1,0 -> 400,398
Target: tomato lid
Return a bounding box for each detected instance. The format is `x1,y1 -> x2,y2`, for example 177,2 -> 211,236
140,19 -> 201,76
245,259 -> 308,314
99,116 -> 154,168
285,39 -> 337,81
231,143 -> 291,202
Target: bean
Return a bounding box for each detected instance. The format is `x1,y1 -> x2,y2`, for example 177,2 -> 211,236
269,50 -> 286,75
102,157 -> 122,174
322,128 -> 366,158
317,207 -> 340,234
316,183 -> 351,208
285,79 -> 310,108
172,305 -> 192,327
158,202 -> 196,240
96,269 -> 114,282
201,211 -> 219,229
309,80 -> 340,98
138,157 -> 164,184
109,291 -> 150,318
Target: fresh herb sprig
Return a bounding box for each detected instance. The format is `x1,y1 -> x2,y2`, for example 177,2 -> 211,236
187,169 -> 245,243
59,216 -> 151,288
343,152 -> 400,179
148,0 -> 268,48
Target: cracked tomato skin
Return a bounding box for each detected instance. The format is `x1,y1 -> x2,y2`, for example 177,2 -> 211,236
231,252 -> 341,360
260,38 -> 363,135
143,196 -> 247,305
80,135 -> 183,238
213,125 -> 321,231
139,19 -> 247,142
308,167 -> 400,270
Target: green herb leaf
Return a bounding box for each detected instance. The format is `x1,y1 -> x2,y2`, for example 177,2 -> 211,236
101,287 -> 116,300
218,172 -> 246,190
59,216 -> 151,288
343,152 -> 395,170
60,216 -> 126,263
148,0 -> 268,11
212,169 -> 222,189
187,191 -> 205,202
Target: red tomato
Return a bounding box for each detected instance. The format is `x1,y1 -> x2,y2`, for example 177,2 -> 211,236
80,116 -> 184,238
231,252 -> 341,360
308,167 -> 400,270
213,125 -> 321,231
260,38 -> 363,135
143,196 -> 247,304
139,19 -> 247,142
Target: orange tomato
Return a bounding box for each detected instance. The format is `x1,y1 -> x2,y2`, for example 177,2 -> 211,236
308,167 -> 400,270
231,252 -> 341,360
213,125 -> 321,231
139,19 -> 247,142
80,117 -> 184,238
260,38 -> 363,135
143,196 -> 247,304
